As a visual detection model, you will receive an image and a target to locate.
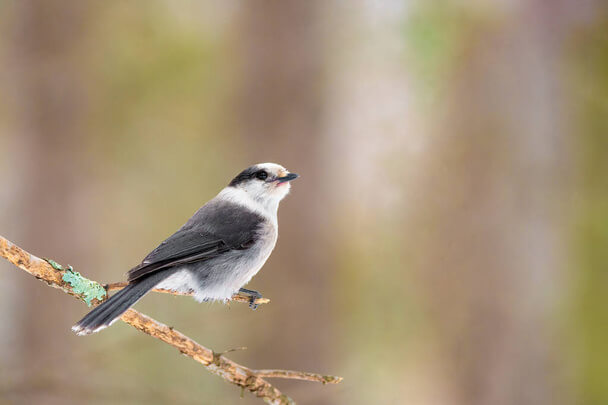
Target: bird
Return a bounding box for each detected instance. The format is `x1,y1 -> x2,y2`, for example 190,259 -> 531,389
72,162 -> 298,335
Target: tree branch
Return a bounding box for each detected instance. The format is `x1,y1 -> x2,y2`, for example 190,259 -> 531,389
253,369 -> 344,384
0,235 -> 342,404
104,282 -> 271,306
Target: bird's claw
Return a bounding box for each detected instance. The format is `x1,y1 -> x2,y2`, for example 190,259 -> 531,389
238,288 -> 262,310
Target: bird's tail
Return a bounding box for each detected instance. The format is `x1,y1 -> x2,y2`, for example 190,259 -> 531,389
72,272 -> 166,336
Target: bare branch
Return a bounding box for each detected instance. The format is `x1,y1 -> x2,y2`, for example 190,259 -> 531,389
0,235 -> 341,404
253,370 -> 343,384
104,282 -> 271,306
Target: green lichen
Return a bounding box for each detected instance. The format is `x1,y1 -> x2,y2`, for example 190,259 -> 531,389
62,270 -> 107,307
44,258 -> 106,306
44,258 -> 64,271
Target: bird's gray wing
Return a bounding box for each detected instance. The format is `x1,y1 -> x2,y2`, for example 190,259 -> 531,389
126,200 -> 264,283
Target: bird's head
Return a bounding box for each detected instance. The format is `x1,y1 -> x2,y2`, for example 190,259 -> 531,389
228,163 -> 298,207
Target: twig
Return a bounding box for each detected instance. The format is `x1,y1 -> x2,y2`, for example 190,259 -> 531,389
104,282 -> 271,306
0,235 -> 342,404
253,370 -> 343,384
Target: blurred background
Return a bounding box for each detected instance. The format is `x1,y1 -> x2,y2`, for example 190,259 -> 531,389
0,1 -> 606,404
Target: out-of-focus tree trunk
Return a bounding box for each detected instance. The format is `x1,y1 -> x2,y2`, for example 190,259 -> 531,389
2,2 -> 93,403
234,1 -> 333,403
410,3 -> 574,405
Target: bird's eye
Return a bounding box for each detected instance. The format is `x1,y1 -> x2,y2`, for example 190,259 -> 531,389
256,170 -> 268,180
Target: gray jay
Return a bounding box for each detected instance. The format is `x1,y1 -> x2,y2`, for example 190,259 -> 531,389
72,162 -> 298,335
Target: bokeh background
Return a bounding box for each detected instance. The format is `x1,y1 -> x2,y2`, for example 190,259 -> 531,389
0,1 -> 607,404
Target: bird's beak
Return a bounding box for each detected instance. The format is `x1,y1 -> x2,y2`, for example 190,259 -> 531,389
276,173 -> 299,184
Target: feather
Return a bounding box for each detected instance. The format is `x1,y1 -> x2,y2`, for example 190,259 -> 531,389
126,200 -> 263,282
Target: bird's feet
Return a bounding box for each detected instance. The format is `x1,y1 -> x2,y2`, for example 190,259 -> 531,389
238,288 -> 263,310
